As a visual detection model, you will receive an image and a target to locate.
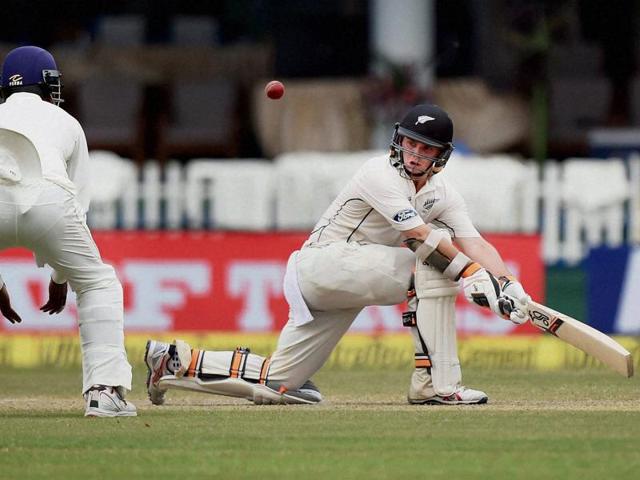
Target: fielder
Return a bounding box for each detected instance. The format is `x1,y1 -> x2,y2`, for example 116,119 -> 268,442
0,46 -> 136,417
145,104 -> 531,406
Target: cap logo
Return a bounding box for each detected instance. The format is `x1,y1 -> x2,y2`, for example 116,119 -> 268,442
8,74 -> 23,86
416,115 -> 435,125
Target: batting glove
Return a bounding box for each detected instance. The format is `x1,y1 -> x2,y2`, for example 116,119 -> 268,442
498,276 -> 531,325
461,263 -> 505,319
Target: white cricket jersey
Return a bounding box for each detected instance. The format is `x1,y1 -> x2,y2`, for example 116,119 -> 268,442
0,92 -> 91,212
304,154 -> 479,248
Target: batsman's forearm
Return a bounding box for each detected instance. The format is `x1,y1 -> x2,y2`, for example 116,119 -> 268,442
455,236 -> 512,278
51,269 -> 67,284
402,225 -> 478,281
402,224 -> 459,258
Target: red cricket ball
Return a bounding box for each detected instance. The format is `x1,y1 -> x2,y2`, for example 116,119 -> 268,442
265,80 -> 285,100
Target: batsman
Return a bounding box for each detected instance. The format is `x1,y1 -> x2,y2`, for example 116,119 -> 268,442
145,104 -> 532,406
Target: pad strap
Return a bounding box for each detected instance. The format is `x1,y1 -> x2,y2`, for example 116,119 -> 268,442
415,353 -> 432,369
402,311 -> 417,327
186,349 -> 204,378
412,327 -> 432,374
402,286 -> 418,327
229,347 -> 251,379
258,356 -> 271,385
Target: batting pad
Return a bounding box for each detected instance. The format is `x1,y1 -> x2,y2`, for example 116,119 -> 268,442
414,260 -> 461,397
159,349 -> 322,404
159,376 -> 255,400
195,349 -> 267,383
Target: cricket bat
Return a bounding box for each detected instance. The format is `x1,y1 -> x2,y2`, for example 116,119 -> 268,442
527,300 -> 634,378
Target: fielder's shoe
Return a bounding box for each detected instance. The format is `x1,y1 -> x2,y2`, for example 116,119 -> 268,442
84,385 -> 137,417
408,386 -> 488,405
144,339 -> 192,405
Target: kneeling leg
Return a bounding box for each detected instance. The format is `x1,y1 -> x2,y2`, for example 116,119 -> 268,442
144,339 -> 322,405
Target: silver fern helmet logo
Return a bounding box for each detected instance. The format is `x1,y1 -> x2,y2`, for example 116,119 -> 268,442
8,74 -> 23,86
415,115 -> 435,125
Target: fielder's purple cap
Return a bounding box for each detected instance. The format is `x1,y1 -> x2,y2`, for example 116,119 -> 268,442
1,46 -> 58,88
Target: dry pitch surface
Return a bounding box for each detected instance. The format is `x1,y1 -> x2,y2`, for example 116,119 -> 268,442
1,366 -> 639,479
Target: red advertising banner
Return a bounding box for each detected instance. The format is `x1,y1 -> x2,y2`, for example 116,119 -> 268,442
0,232 -> 543,334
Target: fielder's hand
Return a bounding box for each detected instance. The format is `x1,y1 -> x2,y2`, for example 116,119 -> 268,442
498,276 -> 531,325
40,278 -> 68,315
0,284 -> 22,324
461,263 -> 505,318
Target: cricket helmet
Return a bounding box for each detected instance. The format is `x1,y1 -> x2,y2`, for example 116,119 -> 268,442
390,104 -> 454,178
1,46 -> 64,105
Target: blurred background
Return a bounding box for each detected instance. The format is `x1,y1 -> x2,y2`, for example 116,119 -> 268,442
0,0 -> 638,370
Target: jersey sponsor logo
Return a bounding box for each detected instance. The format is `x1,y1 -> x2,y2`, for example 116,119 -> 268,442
8,74 -> 23,86
393,208 -> 418,222
415,115 -> 435,125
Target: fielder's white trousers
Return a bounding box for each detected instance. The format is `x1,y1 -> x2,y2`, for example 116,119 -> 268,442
267,242 -> 415,389
0,182 -> 132,393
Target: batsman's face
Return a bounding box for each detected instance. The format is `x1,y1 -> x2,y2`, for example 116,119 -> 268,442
401,137 -> 443,175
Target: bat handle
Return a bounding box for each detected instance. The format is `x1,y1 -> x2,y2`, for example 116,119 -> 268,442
498,296 -> 514,315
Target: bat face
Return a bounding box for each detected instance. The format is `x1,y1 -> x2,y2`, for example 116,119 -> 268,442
527,301 -> 633,378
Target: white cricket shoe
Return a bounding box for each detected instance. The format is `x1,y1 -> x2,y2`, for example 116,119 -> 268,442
144,339 -> 192,405
408,386 -> 488,405
84,385 -> 137,417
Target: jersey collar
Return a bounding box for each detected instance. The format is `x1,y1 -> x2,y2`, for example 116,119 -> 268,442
5,92 -> 43,102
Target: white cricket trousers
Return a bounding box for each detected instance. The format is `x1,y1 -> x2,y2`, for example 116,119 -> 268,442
0,182 -> 132,393
267,242 -> 415,389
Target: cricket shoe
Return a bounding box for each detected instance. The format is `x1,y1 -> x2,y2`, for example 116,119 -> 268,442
84,385 -> 137,417
253,379 -> 323,405
144,339 -> 192,405
408,386 -> 488,405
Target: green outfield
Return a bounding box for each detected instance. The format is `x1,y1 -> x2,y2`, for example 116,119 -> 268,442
1,363 -> 639,480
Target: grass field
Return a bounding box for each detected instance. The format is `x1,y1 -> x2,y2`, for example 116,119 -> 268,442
1,363 -> 639,480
